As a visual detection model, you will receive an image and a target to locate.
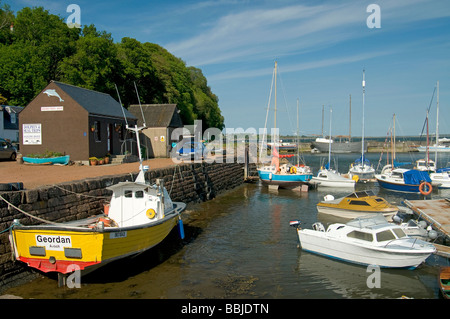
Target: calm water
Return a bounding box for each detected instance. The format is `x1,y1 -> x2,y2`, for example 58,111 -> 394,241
4,152 -> 450,299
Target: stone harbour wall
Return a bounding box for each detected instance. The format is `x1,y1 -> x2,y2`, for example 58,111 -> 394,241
0,161 -> 254,292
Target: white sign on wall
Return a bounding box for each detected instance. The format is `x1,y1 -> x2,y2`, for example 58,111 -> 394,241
23,123 -> 42,145
41,106 -> 64,111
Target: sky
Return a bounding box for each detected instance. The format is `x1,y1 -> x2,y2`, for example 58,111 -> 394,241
6,0 -> 450,137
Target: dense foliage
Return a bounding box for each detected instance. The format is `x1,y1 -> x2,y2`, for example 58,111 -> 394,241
0,4 -> 224,130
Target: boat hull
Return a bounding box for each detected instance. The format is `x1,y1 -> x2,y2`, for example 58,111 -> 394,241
311,141 -> 363,153
375,177 -> 420,193
439,267 -> 450,299
316,206 -> 397,219
10,204 -> 184,274
257,169 -> 312,187
23,155 -> 70,165
297,229 -> 433,269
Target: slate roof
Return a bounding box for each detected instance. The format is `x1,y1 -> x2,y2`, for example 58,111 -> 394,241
128,104 -> 183,128
52,81 -> 136,120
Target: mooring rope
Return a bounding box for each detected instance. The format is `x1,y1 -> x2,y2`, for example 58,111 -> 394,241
0,194 -> 59,225
52,184 -> 110,199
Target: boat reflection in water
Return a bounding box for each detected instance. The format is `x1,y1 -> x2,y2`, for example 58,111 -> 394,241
295,250 -> 436,299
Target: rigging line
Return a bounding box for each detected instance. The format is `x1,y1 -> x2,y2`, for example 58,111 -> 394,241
260,65 -> 275,164
420,86 -> 436,138
0,195 -> 59,225
276,65 -> 295,135
134,81 -> 146,128
115,83 -> 129,127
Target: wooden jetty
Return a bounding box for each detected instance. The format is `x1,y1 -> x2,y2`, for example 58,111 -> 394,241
404,199 -> 450,258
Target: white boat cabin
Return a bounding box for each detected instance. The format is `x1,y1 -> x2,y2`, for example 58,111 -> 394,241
107,181 -> 174,227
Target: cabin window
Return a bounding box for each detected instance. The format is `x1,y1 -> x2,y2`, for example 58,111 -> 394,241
376,230 -> 396,242
124,190 -> 133,198
392,228 -> 407,238
375,198 -> 384,202
347,230 -> 373,242
349,200 -> 370,206
135,191 -> 144,198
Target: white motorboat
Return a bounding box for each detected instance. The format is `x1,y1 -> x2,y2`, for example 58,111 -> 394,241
290,214 -> 436,269
312,168 -> 356,188
430,167 -> 450,189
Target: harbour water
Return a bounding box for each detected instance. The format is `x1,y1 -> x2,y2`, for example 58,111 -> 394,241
3,152 -> 450,299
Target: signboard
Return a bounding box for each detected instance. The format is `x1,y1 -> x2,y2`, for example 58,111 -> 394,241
35,234 -> 72,251
23,124 -> 42,145
41,106 -> 64,111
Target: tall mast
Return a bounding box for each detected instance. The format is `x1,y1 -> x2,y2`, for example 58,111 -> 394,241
349,94 -> 352,141
328,107 -> 332,168
297,97 -> 300,166
362,70 -> 365,167
436,80 -> 439,164
274,61 -> 277,131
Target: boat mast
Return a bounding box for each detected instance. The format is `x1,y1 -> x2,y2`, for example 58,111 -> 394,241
328,106 -> 332,169
349,94 -> 352,142
274,61 -> 277,132
361,70 -> 365,168
297,97 -> 300,166
435,80 -> 439,164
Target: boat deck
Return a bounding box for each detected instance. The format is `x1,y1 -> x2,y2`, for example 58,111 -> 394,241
404,199 -> 450,257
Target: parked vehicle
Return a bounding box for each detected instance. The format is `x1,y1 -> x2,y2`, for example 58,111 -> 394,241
176,141 -> 205,161
0,138 -> 17,161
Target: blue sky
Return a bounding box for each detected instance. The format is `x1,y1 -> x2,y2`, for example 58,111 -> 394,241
7,0 -> 450,137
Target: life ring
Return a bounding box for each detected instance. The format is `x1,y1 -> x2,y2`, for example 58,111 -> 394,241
290,166 -> 297,174
146,208 -> 156,219
419,182 -> 432,195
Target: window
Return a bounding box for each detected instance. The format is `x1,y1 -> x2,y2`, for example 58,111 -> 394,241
376,230 -> 396,242
349,200 -> 370,206
94,121 -> 101,142
135,191 -> 144,198
124,190 -> 133,198
392,228 -> 407,239
347,230 -> 373,242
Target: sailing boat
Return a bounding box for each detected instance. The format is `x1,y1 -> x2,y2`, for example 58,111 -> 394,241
257,61 -> 313,189
375,115 -> 433,194
429,81 -> 450,188
8,87 -> 186,281
311,107 -> 356,188
348,70 -> 375,181
311,97 -> 363,153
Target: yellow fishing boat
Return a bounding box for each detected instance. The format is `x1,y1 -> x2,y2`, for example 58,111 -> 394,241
8,125 -> 186,279
316,190 -> 398,219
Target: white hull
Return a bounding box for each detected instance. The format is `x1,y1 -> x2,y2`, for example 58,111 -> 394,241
430,172 -> 450,189
316,206 -> 396,220
417,146 -> 450,153
312,170 -> 356,188
297,229 -> 433,268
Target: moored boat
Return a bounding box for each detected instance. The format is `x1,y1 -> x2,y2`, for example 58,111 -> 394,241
8,125 -> 186,280
290,214 -> 436,269
257,62 -> 313,189
375,167 -> 434,195
316,190 -> 398,219
439,266 -> 450,299
23,155 -> 70,165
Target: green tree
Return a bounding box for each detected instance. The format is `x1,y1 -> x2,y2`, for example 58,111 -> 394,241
0,6 -> 79,105
59,25 -> 120,95
0,1 -> 14,44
